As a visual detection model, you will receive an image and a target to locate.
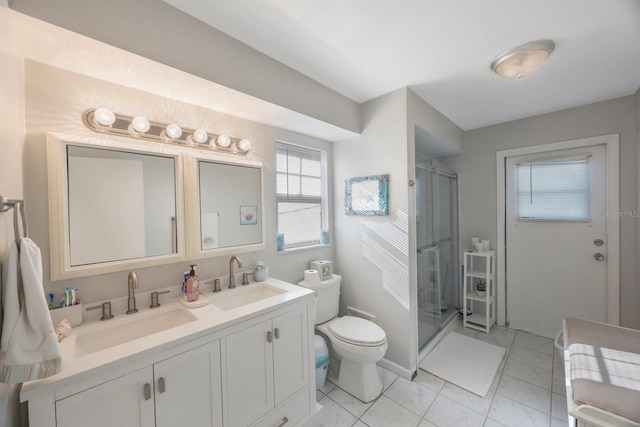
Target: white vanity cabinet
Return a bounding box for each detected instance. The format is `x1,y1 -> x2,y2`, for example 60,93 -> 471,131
22,282 -> 316,427
55,340 -> 223,427
224,305 -> 310,427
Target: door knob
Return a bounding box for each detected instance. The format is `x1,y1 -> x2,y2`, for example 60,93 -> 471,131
593,253 -> 605,261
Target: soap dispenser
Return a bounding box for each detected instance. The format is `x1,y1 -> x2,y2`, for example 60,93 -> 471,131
254,261 -> 268,282
185,264 -> 200,302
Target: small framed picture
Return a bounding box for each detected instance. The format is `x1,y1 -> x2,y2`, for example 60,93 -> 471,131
240,205 -> 258,225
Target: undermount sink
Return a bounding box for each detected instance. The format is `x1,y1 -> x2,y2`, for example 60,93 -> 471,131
75,307 -> 197,356
211,283 -> 286,311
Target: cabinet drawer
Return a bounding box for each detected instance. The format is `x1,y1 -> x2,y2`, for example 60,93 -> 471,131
252,388 -> 310,427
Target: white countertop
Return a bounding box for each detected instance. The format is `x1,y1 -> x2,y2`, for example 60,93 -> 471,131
21,277 -> 314,401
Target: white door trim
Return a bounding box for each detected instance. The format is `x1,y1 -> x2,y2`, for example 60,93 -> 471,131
496,134 -> 620,327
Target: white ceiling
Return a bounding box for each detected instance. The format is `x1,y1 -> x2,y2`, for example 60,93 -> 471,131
164,0 -> 640,130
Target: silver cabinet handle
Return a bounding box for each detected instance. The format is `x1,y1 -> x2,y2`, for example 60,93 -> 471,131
277,417 -> 289,427
143,383 -> 152,401
594,239 -> 604,246
267,331 -> 273,343
158,377 -> 166,394
274,328 -> 280,339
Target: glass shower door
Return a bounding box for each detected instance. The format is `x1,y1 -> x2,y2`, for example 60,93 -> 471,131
416,160 -> 459,352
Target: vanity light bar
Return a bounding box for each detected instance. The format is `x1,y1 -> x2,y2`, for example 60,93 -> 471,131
82,108 -> 251,155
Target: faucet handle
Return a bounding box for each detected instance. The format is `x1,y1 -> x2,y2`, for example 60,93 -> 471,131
242,272 -> 250,286
213,278 -> 221,293
87,302 -> 114,321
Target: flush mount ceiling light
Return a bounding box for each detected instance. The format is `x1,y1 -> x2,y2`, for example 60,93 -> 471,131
491,40 -> 555,79
82,108 -> 251,155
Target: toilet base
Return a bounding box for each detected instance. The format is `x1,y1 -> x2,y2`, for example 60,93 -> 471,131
335,359 -> 383,403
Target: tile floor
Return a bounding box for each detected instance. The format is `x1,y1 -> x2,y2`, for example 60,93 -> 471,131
305,316 -> 569,427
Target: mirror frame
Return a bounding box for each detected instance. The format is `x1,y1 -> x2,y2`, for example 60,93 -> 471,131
47,132 -> 186,280
184,154 -> 265,259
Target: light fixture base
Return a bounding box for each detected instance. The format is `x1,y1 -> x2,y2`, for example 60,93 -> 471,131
491,40 -> 555,79
82,109 -> 250,155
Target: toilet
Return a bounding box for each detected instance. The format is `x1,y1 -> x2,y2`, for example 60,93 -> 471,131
299,274 -> 387,402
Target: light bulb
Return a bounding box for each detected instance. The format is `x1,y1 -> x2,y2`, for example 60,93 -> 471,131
237,139 -> 251,152
192,129 -> 208,144
165,123 -> 182,139
217,134 -> 231,147
130,116 -> 150,133
93,108 -> 116,126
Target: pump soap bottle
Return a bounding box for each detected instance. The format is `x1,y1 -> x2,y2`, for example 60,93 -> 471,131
254,261 -> 268,282
186,264 -> 200,302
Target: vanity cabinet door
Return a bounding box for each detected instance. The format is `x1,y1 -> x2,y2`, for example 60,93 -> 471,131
56,366 -> 155,427
225,319 -> 274,427
154,340 -> 222,427
273,305 -> 309,405
225,305 -> 311,427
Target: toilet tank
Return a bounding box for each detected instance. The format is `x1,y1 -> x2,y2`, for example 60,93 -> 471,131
299,274 -> 341,324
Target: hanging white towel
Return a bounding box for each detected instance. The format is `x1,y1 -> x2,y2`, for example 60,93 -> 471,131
0,238 -> 63,383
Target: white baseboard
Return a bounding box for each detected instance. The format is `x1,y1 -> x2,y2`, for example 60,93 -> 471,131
378,357 -> 414,380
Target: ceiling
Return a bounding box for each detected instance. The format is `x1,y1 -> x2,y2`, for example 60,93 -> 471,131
163,0 -> 640,130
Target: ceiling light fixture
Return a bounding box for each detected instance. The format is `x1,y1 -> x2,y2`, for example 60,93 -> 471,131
491,40 -> 555,79
82,109 -> 251,155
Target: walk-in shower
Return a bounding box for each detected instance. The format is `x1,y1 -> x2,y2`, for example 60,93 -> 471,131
416,159 -> 459,352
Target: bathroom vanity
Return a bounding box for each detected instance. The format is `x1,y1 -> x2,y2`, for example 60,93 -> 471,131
21,279 -> 317,427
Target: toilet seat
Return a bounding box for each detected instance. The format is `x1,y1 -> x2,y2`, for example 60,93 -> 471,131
328,316 -> 386,347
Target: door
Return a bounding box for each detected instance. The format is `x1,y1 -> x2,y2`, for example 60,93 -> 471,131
56,367 -> 155,427
225,319 -> 274,427
273,306 -> 309,404
154,341 -> 223,427
505,145 -> 607,338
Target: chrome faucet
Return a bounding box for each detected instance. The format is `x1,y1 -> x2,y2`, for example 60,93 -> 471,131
126,271 -> 138,314
229,256 -> 243,289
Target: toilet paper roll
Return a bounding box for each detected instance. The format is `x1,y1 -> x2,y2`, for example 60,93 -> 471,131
304,269 -> 321,286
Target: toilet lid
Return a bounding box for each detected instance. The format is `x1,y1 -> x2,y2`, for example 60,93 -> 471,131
328,316 -> 386,346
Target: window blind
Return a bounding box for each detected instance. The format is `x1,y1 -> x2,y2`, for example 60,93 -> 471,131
276,142 -> 324,249
516,158 -> 590,221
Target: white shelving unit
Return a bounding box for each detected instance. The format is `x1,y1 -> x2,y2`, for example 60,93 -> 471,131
463,250 -> 495,333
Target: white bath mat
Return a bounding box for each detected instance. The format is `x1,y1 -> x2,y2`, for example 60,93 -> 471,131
419,332 -> 505,398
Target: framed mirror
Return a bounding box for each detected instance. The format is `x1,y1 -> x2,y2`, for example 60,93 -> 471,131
47,133 -> 185,280
185,155 -> 264,259
345,174 -> 389,216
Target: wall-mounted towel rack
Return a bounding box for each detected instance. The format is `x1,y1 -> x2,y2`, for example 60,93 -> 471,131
1,194 -> 29,241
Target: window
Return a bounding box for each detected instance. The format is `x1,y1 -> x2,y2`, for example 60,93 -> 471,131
276,142 -> 328,250
516,157 -> 590,221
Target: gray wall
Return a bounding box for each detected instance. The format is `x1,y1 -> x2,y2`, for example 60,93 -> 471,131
333,88 -> 463,374
9,0 -> 360,135
637,88 -> 640,327
0,2 -> 26,424
334,88 -> 411,371
462,96 -> 638,328
0,0 -> 24,258
24,60 -> 335,305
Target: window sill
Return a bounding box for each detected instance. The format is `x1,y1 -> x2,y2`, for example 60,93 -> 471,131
277,243 -> 330,254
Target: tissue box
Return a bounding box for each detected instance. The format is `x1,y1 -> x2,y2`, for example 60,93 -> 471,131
50,304 -> 83,328
310,260 -> 332,281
